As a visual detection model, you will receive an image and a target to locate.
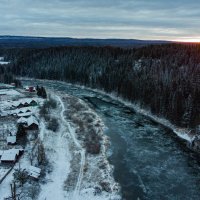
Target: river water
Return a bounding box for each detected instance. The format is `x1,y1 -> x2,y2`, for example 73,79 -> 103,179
23,80 -> 200,200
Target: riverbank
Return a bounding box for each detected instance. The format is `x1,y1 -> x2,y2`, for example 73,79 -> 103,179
20,78 -> 200,200
59,91 -> 121,199
38,90 -> 121,199
20,77 -> 197,144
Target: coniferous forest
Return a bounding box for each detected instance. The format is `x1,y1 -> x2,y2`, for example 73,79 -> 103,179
0,44 -> 200,128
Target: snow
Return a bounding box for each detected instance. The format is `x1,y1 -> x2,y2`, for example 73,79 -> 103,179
17,116 -> 28,124
12,98 -> 38,107
0,57 -> 10,65
0,61 -> 10,65
37,93 -> 121,200
0,150 -> 3,157
0,89 -> 21,96
66,82 -> 194,143
27,116 -> 39,126
57,95 -> 86,199
27,166 -> 41,179
17,112 -> 32,117
1,149 -> 20,162
38,96 -> 71,200
17,115 -> 39,126
38,110 -> 71,200
12,107 -> 35,114
0,167 -> 14,197
57,94 -> 121,200
7,135 -> 16,144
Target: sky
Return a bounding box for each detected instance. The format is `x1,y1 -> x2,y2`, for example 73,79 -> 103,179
0,0 -> 200,42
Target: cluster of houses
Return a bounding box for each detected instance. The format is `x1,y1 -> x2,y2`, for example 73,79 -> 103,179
0,98 -> 40,163
0,84 -> 43,182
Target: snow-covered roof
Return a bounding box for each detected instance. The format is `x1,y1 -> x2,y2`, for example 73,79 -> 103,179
11,107 -> 36,115
28,166 -> 41,179
0,150 -> 3,157
17,117 -> 27,124
29,166 -> 41,174
17,116 -> 39,127
1,149 -> 20,161
17,112 -> 32,117
12,98 -> 38,107
0,111 -> 8,117
27,116 -> 39,126
7,136 -> 16,144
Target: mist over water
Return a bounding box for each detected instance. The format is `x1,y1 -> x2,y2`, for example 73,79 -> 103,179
23,80 -> 200,200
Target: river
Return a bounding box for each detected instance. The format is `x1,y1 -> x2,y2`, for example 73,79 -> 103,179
22,80 -> 200,200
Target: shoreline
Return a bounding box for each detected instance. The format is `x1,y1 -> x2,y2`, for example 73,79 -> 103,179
36,90 -> 121,199
56,92 -> 121,199
20,77 -> 195,144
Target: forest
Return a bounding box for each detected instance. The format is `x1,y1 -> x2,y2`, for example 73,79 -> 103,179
0,43 -> 200,129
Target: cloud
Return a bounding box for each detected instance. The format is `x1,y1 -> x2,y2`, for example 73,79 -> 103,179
0,0 -> 200,40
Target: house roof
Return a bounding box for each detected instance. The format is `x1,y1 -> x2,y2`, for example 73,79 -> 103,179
1,149 -> 20,161
0,150 -> 3,156
17,112 -> 32,117
7,136 -> 16,144
11,107 -> 36,115
29,166 -> 41,174
12,98 -> 38,107
17,116 -> 39,127
17,117 -> 27,124
28,166 -> 41,179
27,116 -> 39,126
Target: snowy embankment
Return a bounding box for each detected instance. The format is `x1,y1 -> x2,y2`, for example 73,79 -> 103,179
59,92 -> 121,200
68,83 -> 194,143
37,91 -> 120,200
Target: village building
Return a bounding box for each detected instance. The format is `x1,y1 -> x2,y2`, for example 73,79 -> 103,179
10,107 -> 35,116
0,150 -> 3,159
27,166 -> 41,179
24,86 -> 36,93
0,149 -> 24,163
17,116 -> 39,130
7,135 -> 17,145
12,98 -> 38,108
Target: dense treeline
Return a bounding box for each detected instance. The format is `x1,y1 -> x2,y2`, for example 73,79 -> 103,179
1,44 -> 200,128
0,64 -> 21,86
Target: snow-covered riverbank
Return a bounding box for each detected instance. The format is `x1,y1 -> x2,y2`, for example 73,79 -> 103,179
21,78 -> 195,144
37,90 -> 121,200
60,92 -> 121,200
64,84 -> 194,144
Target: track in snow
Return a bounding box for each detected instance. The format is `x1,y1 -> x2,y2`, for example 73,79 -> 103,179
57,95 -> 86,199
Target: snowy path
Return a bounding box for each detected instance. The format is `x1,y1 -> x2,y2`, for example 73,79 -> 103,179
57,95 -> 86,199
38,98 -> 71,200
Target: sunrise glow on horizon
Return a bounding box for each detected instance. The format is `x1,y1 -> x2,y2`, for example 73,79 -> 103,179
174,38 -> 200,43
0,1 -> 200,42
